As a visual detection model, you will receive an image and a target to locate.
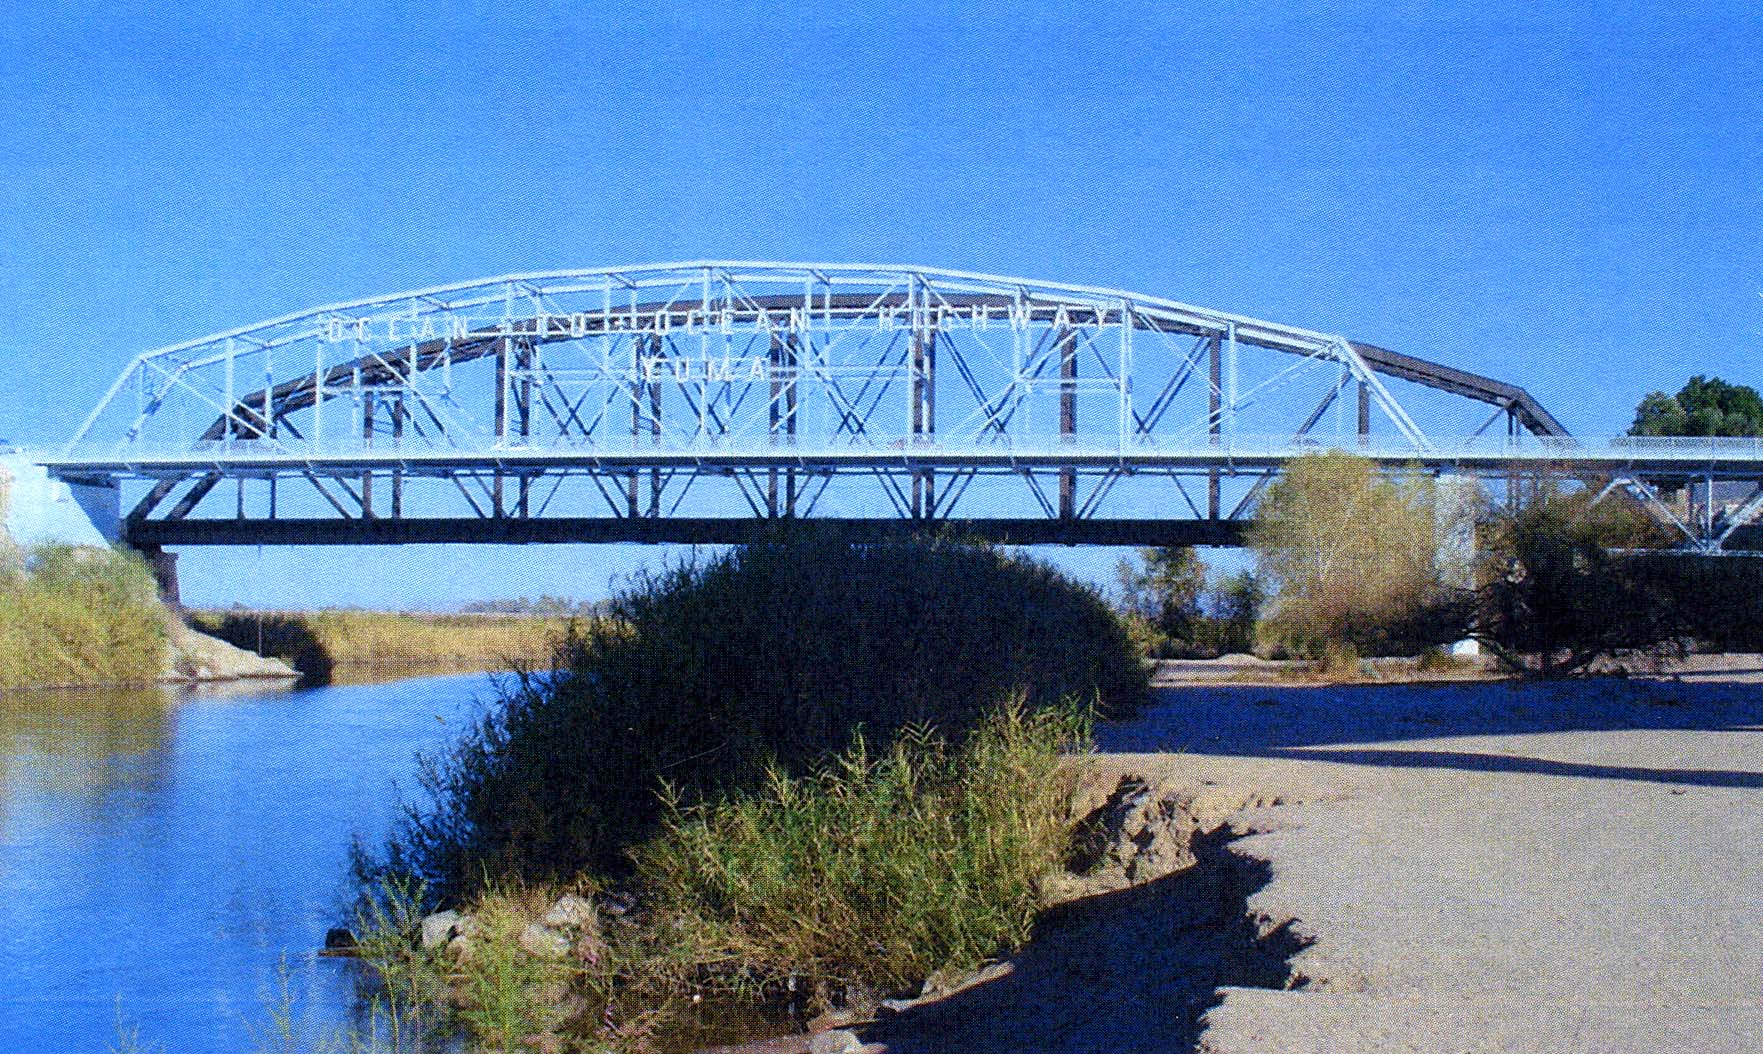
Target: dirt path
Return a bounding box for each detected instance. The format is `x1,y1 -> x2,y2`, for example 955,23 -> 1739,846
1111,680 -> 1763,1054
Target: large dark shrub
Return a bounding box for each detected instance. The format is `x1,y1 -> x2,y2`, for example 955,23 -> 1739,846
378,532 -> 1147,901
1475,491 -> 1687,675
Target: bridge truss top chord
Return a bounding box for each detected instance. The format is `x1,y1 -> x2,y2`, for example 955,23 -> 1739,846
43,262 -> 1763,553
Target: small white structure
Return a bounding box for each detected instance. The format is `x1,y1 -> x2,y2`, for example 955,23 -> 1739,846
1,451 -> 120,547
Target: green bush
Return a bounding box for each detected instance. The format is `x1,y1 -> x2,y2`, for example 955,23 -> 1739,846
638,704 -> 1091,997
375,532 -> 1146,901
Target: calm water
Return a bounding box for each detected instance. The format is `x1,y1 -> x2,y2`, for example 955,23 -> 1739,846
0,673 -> 490,1052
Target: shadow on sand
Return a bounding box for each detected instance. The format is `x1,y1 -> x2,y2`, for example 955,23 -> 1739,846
856,829 -> 1309,1054
1101,679 -> 1763,790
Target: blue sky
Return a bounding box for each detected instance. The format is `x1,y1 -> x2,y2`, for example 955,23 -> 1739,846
4,1 -> 1761,607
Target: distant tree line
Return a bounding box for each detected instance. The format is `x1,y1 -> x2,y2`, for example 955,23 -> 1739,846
460,594 -> 606,616
1115,450 -> 1763,676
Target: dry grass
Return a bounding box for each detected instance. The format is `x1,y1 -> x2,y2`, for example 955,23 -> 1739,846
0,546 -> 168,689
190,608 -> 579,681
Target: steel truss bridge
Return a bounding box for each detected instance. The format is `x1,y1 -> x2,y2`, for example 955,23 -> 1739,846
42,262 -> 1763,555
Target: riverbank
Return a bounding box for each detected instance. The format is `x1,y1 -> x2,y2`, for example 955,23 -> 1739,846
162,620 -> 298,684
187,608 -> 577,684
837,675 -> 1763,1053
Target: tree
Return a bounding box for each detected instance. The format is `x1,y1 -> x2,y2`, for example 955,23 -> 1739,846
1628,391 -> 1687,437
1114,546 -> 1206,641
1475,485 -> 1684,676
1247,451 -> 1465,656
1629,376 -> 1763,437
1206,569 -> 1264,655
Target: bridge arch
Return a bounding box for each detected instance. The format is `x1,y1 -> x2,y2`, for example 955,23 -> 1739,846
55,260 -> 1707,554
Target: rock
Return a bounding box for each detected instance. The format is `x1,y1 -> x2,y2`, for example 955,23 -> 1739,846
1066,776 -> 1200,890
518,921 -> 571,959
806,1007 -> 867,1033
918,960 -> 1010,999
598,893 -> 632,918
419,910 -> 464,951
541,893 -> 596,930
808,1030 -> 864,1054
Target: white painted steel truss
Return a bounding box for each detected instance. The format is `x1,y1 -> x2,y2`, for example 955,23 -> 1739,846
45,263 -> 1763,552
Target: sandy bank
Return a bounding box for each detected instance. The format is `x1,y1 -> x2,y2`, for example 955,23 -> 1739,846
805,677 -> 1763,1053
1154,651 -> 1763,688
162,620 -> 298,683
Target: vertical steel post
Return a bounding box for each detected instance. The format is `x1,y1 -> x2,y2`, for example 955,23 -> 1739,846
1225,321 -> 1238,441
391,392 -> 403,519
493,337 -> 508,517
649,360 -> 663,517
1506,408 -> 1519,512
629,333 -> 642,517
924,330 -> 937,513
1207,333 -> 1222,519
1357,382 -> 1371,445
1059,325 -> 1078,519
517,338 -> 532,518
361,393 -> 375,519
785,332 -> 798,515
911,315 -> 938,517
768,330 -> 782,516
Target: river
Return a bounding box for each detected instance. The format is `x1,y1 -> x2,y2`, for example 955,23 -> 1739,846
0,673 -> 489,1052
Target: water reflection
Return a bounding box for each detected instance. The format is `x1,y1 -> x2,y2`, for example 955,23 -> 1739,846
0,686 -> 181,828
0,674 -> 487,1053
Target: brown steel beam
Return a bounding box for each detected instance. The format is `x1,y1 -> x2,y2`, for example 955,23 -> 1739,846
125,515 -> 1249,548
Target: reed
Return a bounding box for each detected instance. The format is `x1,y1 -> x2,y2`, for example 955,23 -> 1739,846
0,545 -> 168,689
638,703 -> 1091,996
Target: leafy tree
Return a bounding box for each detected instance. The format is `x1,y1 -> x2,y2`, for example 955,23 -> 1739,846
1628,391 -> 1687,437
1114,546 -> 1206,641
1205,569 -> 1264,655
1475,484 -> 1683,676
1247,451 -> 1465,656
1629,376 -> 1763,437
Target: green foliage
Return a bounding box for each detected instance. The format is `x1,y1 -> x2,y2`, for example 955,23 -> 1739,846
1247,452 -> 1466,657
1476,485 -> 1685,676
370,532 -> 1145,903
1618,555 -> 1763,652
637,704 -> 1090,996
1115,546 -> 1206,640
1629,375 -> 1763,437
0,545 -> 168,688
1198,570 -> 1264,655
449,889 -> 583,1052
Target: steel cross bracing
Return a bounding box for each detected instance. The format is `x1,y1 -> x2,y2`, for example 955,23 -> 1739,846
42,262 -> 1763,553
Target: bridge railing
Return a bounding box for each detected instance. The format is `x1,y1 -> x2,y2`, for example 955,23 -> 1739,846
52,431 -> 1763,468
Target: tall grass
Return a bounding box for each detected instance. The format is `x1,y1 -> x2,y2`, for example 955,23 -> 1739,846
344,704 -> 1091,1052
369,531 -> 1147,902
638,703 -> 1092,996
0,545 -> 168,688
191,609 -> 576,682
